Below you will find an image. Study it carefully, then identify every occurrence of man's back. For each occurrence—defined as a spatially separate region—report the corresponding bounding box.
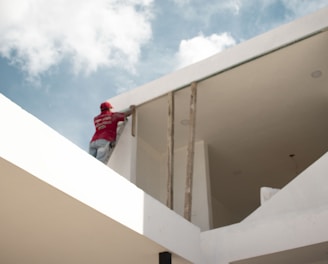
[91,111,125,142]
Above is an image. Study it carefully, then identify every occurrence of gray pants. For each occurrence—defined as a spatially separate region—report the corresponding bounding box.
[89,139,115,164]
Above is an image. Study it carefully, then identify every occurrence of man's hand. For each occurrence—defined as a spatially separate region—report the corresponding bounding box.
[125,105,136,117]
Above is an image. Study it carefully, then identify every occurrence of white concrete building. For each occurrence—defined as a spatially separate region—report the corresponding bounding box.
[1,6,328,264]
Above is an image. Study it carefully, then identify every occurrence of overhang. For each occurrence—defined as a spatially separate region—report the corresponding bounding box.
[109,7,328,226]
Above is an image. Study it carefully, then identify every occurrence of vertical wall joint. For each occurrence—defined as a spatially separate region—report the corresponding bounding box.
[184,82,197,221]
[167,92,175,209]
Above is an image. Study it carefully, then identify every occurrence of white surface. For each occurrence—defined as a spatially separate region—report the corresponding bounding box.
[201,206,328,264]
[0,93,201,263]
[108,119,137,183]
[260,187,280,205]
[245,151,328,222]
[201,151,328,263]
[136,138,212,231]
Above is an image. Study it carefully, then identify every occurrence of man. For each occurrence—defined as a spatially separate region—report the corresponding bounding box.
[89,101,135,163]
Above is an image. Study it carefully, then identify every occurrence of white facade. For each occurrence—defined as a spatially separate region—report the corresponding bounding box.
[1,7,328,264]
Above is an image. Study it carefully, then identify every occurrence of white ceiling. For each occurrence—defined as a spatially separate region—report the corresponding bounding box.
[137,29,328,226]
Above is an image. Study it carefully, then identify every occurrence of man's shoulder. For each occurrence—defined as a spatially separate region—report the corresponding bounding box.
[112,112,125,120]
[94,112,109,120]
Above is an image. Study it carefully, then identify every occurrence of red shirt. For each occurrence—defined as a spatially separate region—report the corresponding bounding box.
[90,110,125,142]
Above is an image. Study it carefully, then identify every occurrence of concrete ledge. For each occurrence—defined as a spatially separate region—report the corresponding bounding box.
[201,205,328,264]
[244,151,328,222]
[108,7,328,111]
[0,93,200,263]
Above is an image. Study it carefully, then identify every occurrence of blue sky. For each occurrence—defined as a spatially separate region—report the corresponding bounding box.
[1,0,328,151]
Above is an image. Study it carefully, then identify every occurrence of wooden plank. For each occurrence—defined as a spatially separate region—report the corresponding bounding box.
[184,82,197,221]
[131,106,136,137]
[166,92,174,209]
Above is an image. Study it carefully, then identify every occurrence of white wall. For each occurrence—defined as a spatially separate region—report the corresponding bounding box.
[136,138,212,231]
[201,151,328,264]
[244,151,328,222]
[172,141,212,231]
[108,119,137,183]
[136,137,165,200]
[201,205,328,264]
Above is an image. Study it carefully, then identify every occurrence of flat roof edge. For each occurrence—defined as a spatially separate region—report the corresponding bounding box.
[0,93,201,263]
[108,6,328,110]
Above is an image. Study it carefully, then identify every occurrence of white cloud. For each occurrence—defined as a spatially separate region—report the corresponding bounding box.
[0,0,153,78]
[229,0,242,15]
[175,32,236,69]
[281,0,328,18]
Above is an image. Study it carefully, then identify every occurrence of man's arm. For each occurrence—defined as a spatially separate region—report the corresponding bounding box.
[124,105,136,117]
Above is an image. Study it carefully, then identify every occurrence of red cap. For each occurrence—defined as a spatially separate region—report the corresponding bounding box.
[100,102,112,111]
